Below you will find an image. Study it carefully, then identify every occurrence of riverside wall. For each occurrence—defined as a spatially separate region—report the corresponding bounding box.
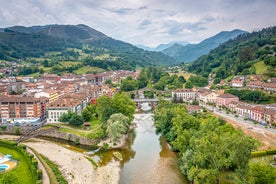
[0,126,98,146]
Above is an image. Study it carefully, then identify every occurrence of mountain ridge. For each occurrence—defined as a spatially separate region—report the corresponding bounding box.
[162,29,248,63]
[0,24,176,70]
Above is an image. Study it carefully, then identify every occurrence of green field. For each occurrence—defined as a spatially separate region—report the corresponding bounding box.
[0,141,37,184]
[253,61,269,75]
[74,66,105,74]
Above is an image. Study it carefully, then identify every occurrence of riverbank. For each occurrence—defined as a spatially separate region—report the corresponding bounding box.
[0,135,121,184]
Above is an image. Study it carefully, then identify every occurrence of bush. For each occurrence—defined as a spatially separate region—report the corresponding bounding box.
[19,144,27,150]
[37,169,43,180]
[14,127,20,135]
[74,137,80,145]
[0,126,7,131]
[32,159,38,169]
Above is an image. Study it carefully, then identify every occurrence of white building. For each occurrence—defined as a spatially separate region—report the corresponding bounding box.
[172,89,196,102]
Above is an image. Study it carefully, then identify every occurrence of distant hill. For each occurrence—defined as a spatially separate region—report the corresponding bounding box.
[0,24,176,71]
[137,41,189,52]
[162,29,247,63]
[188,26,276,79]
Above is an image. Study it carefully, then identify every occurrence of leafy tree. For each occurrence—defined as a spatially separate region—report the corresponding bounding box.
[59,111,74,122]
[249,164,276,184]
[105,79,112,85]
[213,78,221,84]
[106,113,130,144]
[120,77,138,91]
[185,81,194,89]
[82,105,96,122]
[96,92,135,128]
[96,95,113,124]
[69,113,84,126]
[179,76,186,83]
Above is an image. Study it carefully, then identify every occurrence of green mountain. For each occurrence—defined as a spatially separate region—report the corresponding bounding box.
[162,29,247,63]
[0,24,175,71]
[187,26,276,79]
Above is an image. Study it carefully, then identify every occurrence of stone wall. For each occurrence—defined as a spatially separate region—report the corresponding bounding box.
[0,126,98,146]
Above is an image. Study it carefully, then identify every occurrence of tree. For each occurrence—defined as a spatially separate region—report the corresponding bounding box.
[185,81,193,89]
[96,92,135,128]
[106,113,130,144]
[82,105,96,122]
[59,111,74,122]
[179,76,186,83]
[96,95,114,124]
[69,113,84,126]
[105,79,112,85]
[249,164,276,184]
[213,78,220,84]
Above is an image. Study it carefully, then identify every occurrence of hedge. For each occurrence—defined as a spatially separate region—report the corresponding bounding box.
[251,151,267,157]
[251,149,276,157]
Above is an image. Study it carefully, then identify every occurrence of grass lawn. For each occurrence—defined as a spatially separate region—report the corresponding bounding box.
[46,118,104,140]
[253,61,268,75]
[0,141,37,184]
[74,66,105,74]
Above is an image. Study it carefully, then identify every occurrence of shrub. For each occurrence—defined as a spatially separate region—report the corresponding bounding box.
[14,127,20,135]
[74,137,80,145]
[0,126,7,131]
[32,159,38,169]
[37,169,43,180]
[19,144,27,150]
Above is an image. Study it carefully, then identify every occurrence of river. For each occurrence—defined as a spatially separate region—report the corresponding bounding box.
[119,112,187,184]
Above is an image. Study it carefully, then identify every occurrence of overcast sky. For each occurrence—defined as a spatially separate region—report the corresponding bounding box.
[0,0,275,47]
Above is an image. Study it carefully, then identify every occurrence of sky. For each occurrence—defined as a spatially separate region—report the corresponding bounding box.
[0,0,275,47]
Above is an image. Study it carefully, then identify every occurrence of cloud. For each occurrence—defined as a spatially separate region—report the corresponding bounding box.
[0,0,275,47]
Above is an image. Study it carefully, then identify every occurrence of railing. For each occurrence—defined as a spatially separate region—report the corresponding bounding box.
[17,119,52,143]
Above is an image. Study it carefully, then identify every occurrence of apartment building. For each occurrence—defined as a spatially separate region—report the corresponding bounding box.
[0,96,48,124]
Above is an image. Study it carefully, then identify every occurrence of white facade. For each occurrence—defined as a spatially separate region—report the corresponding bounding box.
[172,89,196,102]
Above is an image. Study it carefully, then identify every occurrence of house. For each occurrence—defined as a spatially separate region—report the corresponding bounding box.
[230,76,244,88]
[246,81,276,93]
[197,91,218,104]
[186,105,202,113]
[216,94,239,108]
[172,89,196,102]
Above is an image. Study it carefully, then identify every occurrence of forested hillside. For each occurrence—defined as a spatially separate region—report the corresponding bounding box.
[163,29,246,63]
[188,26,276,79]
[0,24,175,72]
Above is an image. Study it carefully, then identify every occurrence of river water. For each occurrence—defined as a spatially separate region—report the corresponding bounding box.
[119,112,187,184]
[117,102,187,184]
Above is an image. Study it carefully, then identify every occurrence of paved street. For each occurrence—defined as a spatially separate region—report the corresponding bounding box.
[201,103,276,135]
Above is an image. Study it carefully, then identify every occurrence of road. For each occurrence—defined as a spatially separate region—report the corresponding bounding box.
[200,103,276,135]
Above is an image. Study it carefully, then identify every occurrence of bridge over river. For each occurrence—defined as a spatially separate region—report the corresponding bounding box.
[132,98,171,108]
